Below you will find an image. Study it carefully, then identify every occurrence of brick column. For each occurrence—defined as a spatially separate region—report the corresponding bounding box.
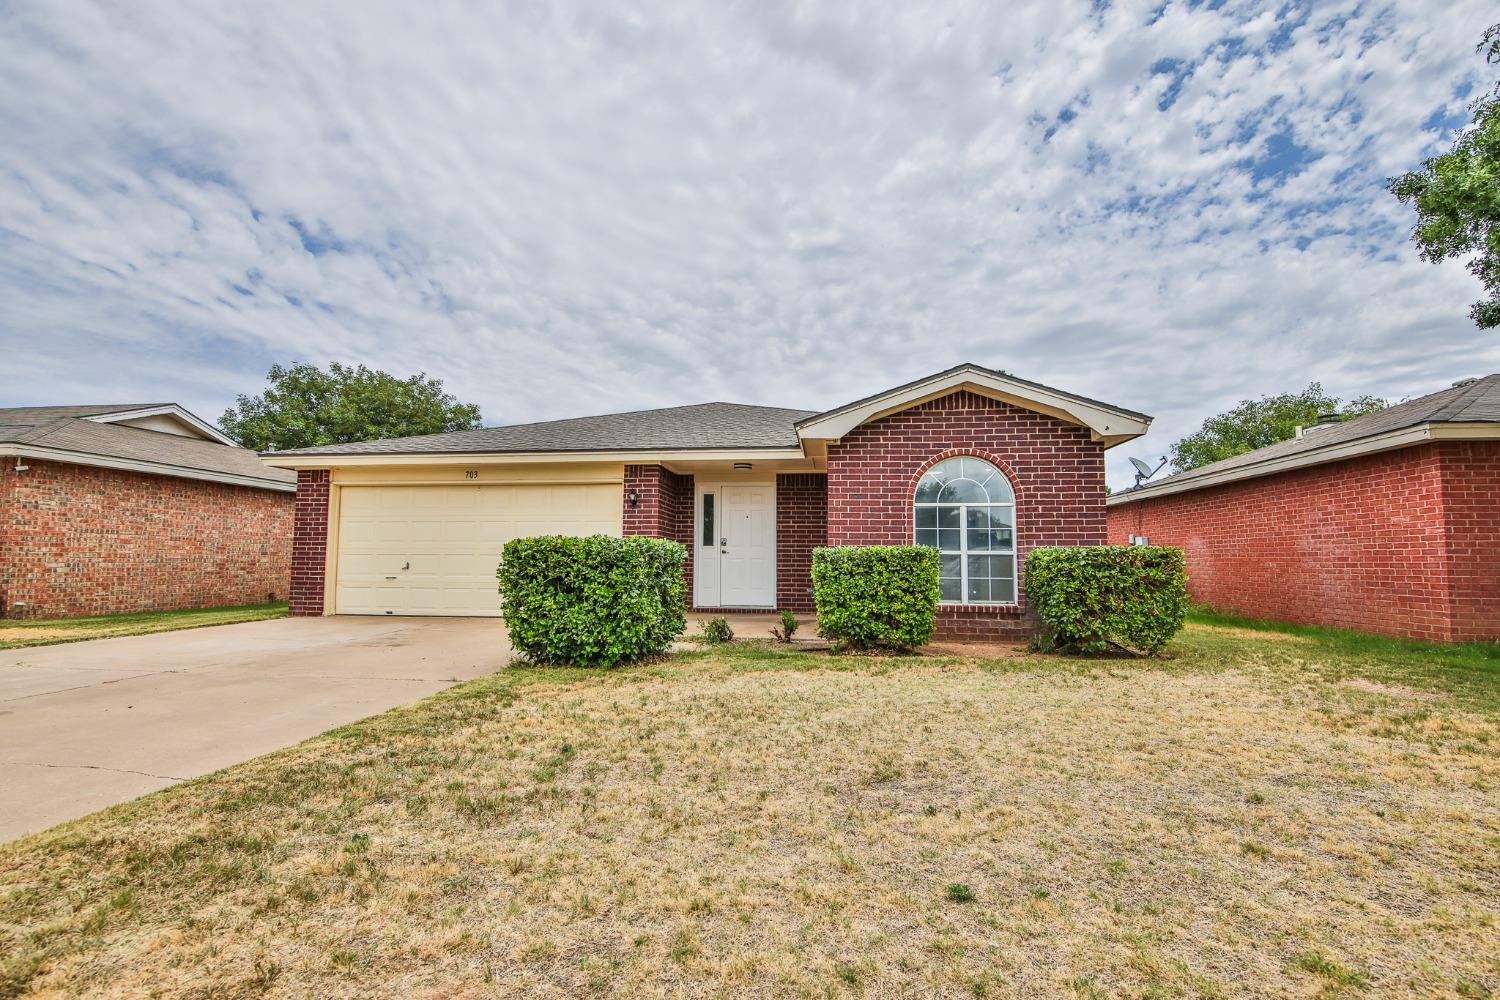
[623,464,694,604]
[776,473,827,612]
[290,469,331,616]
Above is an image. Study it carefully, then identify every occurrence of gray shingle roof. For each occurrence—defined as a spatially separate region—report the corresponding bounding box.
[0,403,175,422]
[1114,374,1500,500]
[271,402,820,457]
[0,405,295,490]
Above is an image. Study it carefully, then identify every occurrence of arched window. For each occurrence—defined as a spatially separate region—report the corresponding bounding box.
[914,456,1016,604]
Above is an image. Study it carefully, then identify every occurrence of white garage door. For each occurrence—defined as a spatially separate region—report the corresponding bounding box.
[335,483,621,616]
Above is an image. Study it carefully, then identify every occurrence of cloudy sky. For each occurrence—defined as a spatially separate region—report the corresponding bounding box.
[1,0,1494,486]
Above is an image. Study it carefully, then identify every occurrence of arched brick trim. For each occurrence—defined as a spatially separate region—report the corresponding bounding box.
[907,448,1024,607]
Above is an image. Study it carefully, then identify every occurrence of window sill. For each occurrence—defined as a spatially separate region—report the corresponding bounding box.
[938,602,1023,615]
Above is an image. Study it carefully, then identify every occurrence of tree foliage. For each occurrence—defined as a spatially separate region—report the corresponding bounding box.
[1169,383,1386,473]
[220,362,482,451]
[1389,24,1500,328]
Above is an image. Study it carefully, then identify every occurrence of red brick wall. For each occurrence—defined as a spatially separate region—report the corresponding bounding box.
[1439,441,1500,642]
[289,469,330,616]
[776,473,827,613]
[1104,442,1500,642]
[826,390,1107,639]
[0,458,291,619]
[623,464,695,603]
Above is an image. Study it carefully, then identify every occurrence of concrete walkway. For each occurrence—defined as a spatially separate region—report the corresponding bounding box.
[0,616,511,843]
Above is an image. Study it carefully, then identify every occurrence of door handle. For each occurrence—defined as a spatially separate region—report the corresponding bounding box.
[402,561,410,571]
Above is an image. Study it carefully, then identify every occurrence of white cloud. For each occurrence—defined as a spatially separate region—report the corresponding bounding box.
[0,0,1495,485]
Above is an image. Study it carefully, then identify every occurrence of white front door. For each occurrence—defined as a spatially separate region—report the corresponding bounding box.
[696,482,776,607]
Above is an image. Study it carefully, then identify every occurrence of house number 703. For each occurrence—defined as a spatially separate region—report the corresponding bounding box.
[464,470,479,479]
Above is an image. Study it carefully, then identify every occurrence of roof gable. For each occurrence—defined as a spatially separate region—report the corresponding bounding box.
[0,405,292,491]
[795,363,1151,447]
[82,404,238,445]
[0,403,235,445]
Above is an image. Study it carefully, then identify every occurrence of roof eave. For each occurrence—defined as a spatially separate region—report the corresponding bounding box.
[0,443,296,492]
[1106,421,1500,505]
[260,445,808,469]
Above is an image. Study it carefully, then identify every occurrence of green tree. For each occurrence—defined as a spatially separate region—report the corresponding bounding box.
[1169,383,1386,473]
[1389,24,1500,328]
[221,362,482,452]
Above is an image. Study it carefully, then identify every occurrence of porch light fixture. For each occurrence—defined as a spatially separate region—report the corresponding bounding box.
[732,462,753,471]
[626,489,640,507]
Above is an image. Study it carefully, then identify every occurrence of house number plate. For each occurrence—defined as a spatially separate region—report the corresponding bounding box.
[464,470,479,479]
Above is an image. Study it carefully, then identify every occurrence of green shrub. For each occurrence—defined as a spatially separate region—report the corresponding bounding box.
[498,535,686,667]
[811,545,941,651]
[697,617,734,644]
[770,609,799,643]
[1022,545,1187,655]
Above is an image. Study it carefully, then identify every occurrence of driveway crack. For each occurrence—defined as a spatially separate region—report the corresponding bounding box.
[0,761,189,782]
[1,669,185,704]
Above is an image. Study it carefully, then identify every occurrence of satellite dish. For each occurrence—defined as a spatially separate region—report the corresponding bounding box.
[1129,455,1169,487]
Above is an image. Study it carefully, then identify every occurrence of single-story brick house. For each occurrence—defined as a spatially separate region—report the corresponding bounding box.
[0,403,295,618]
[262,364,1150,639]
[1107,375,1500,643]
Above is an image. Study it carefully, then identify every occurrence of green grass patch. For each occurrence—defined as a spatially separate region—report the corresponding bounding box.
[0,601,289,650]
[1185,606,1500,715]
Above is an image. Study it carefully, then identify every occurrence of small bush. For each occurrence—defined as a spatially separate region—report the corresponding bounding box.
[812,546,940,651]
[1023,545,1187,656]
[769,609,799,643]
[697,617,734,644]
[498,535,686,667]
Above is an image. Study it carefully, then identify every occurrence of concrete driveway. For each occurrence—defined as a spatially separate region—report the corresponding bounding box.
[0,616,511,843]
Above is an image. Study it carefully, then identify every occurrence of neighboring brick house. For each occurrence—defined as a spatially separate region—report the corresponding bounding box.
[264,364,1150,639]
[0,404,295,618]
[1107,375,1500,643]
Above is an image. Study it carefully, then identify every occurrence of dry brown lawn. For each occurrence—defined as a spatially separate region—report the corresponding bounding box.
[1,624,1498,998]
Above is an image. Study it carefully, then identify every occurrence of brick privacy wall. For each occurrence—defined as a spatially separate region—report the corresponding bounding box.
[0,458,291,619]
[826,390,1107,640]
[1103,443,1493,642]
[289,469,331,616]
[776,473,827,613]
[623,464,695,604]
[1439,441,1500,641]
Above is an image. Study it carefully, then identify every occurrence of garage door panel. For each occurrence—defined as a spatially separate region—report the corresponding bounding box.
[335,483,621,616]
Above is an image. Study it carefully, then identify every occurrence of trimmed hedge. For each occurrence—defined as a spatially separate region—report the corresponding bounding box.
[498,535,686,667]
[1023,545,1187,655]
[812,545,941,651]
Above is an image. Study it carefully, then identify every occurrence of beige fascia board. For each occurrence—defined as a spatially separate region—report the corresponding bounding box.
[261,447,806,470]
[796,369,1151,444]
[1106,422,1500,506]
[0,444,296,493]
